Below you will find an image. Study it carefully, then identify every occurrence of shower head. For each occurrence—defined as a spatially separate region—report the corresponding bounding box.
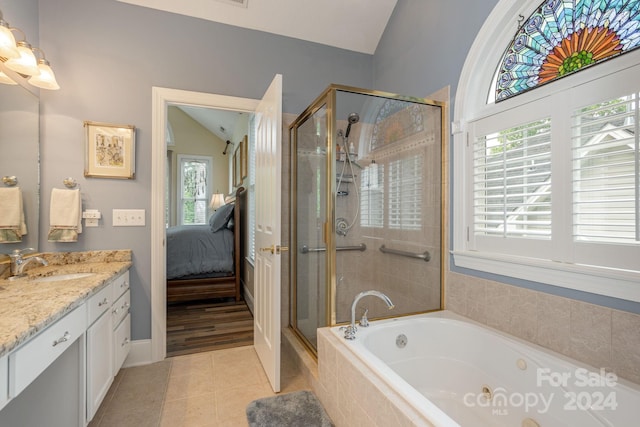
[344,112,360,138]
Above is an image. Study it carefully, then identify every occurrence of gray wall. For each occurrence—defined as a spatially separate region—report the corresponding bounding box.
[34,0,373,340]
[373,0,499,99]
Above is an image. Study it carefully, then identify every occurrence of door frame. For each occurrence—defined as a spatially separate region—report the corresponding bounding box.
[150,87,259,362]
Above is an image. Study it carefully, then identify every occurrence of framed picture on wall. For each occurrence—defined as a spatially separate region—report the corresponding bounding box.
[233,143,241,187]
[240,134,248,180]
[84,121,136,179]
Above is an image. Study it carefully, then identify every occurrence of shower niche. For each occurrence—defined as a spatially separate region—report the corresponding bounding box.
[289,85,445,354]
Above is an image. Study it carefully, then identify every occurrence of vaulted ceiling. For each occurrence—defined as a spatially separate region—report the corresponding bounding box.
[117,0,398,55]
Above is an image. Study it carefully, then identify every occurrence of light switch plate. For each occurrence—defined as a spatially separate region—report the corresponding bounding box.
[112,209,145,226]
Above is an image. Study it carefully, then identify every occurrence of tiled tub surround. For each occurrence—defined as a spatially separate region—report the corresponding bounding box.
[0,250,132,357]
[446,272,640,386]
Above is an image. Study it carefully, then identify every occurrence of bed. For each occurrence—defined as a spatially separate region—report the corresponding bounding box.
[166,187,245,303]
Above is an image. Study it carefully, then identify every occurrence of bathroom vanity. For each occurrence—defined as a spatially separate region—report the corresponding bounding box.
[0,250,132,426]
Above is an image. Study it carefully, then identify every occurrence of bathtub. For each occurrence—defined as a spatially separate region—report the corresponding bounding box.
[328,311,640,427]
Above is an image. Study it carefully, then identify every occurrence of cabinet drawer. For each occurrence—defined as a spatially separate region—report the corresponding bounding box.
[113,314,130,373]
[9,304,86,398]
[111,290,130,329]
[87,284,112,326]
[111,270,130,302]
[0,354,7,411]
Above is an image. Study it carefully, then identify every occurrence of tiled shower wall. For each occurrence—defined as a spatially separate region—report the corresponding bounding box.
[446,271,640,385]
[334,105,443,323]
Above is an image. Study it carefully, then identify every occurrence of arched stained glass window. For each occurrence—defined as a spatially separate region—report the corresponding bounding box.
[496,0,640,102]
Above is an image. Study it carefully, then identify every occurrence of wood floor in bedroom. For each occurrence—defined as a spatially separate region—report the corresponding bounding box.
[166,298,254,357]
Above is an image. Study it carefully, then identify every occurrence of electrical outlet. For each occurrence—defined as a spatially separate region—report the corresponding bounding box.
[112,209,145,226]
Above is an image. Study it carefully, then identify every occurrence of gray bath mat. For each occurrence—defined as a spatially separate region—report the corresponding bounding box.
[246,390,333,427]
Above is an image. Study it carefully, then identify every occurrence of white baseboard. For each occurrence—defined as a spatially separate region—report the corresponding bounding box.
[122,339,153,368]
[244,284,254,315]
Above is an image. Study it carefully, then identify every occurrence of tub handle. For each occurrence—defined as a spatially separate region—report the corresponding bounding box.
[359,309,369,327]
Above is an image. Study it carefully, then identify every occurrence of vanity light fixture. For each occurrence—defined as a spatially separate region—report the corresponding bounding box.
[0,10,19,59]
[28,48,59,90]
[0,9,60,89]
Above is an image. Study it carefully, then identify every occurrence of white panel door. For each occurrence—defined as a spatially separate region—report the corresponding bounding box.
[253,74,283,393]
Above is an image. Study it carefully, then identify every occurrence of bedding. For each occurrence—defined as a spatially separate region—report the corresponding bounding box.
[166,224,234,280]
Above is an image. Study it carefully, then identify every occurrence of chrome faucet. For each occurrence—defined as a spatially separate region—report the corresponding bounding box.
[9,248,48,277]
[342,290,394,340]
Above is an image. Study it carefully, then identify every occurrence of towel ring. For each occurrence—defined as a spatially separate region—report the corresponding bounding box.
[2,176,18,187]
[63,177,78,188]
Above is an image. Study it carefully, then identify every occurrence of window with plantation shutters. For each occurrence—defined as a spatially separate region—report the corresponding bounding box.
[389,155,422,230]
[474,119,552,239]
[360,162,384,228]
[572,94,639,245]
[453,0,640,302]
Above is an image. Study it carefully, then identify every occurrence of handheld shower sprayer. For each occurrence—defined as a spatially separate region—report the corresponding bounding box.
[344,112,360,138]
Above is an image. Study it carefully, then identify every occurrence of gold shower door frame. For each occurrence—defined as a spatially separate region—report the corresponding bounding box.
[289,84,448,357]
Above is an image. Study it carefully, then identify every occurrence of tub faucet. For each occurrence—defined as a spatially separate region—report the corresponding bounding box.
[343,290,394,340]
[9,248,48,277]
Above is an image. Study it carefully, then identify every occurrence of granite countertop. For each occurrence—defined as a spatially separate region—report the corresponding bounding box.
[0,250,132,358]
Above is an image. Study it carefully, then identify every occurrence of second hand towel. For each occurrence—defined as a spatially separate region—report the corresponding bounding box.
[48,188,82,242]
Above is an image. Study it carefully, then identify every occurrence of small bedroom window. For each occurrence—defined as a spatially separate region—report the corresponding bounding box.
[177,154,213,226]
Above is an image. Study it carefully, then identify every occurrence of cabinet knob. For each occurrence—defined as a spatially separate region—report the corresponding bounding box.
[98,297,109,307]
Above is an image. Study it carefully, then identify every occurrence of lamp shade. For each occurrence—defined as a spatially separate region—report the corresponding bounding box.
[0,22,19,59]
[209,193,226,211]
[28,59,60,90]
[4,40,38,75]
[0,70,16,85]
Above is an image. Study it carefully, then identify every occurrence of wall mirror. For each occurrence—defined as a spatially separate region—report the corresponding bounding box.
[0,81,40,254]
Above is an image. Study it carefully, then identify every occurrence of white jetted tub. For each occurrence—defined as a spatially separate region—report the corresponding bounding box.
[329,311,640,426]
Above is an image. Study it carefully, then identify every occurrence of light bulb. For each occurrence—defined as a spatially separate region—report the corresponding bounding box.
[5,40,39,75]
[0,22,19,59]
[28,59,60,90]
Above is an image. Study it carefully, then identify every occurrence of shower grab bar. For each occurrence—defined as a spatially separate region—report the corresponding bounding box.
[301,243,366,253]
[379,245,430,262]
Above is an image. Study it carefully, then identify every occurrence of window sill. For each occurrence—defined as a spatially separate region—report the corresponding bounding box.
[245,256,255,268]
[451,250,640,303]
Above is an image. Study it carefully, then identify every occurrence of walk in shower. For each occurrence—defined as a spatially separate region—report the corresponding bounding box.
[289,85,446,354]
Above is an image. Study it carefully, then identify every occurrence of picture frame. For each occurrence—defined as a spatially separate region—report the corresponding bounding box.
[240,134,248,180]
[84,121,136,179]
[233,143,241,187]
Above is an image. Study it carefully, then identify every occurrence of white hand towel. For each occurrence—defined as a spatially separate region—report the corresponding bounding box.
[48,188,82,242]
[0,187,27,242]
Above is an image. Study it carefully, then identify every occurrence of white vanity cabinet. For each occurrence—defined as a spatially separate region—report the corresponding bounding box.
[86,270,130,422]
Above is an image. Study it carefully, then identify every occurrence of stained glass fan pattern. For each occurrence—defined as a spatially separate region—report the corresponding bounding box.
[496,0,640,102]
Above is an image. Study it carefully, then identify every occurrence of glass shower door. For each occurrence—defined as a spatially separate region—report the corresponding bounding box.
[291,104,329,351]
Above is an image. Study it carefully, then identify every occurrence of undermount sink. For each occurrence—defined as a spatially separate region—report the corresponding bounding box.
[32,272,97,283]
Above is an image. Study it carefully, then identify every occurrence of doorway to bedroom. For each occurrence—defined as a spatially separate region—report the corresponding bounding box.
[165,103,255,357]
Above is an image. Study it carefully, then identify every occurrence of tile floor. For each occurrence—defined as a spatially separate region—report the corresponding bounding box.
[89,345,310,427]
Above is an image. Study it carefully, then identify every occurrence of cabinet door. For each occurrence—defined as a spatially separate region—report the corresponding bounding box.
[113,314,131,373]
[86,311,113,422]
[0,355,7,411]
